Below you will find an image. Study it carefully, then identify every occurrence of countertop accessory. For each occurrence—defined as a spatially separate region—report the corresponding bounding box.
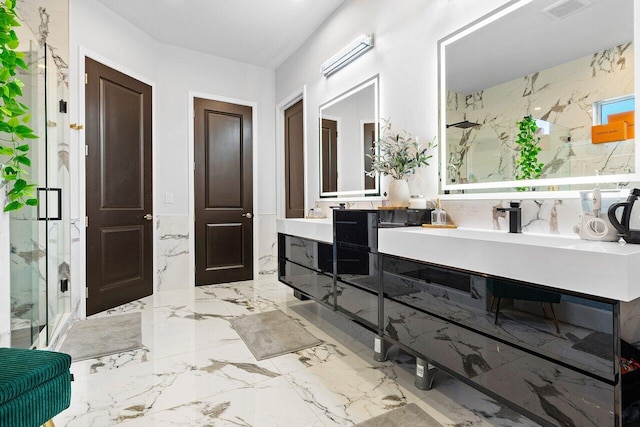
[573,178,619,241]
[609,188,640,244]
[497,201,522,233]
[422,223,458,229]
[431,198,447,225]
[409,195,427,209]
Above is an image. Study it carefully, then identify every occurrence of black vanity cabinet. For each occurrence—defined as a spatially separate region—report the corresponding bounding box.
[382,254,619,427]
[333,210,380,332]
[278,234,335,308]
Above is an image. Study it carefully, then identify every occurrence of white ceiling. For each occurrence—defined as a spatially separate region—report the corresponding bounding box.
[94,0,345,69]
[446,0,634,95]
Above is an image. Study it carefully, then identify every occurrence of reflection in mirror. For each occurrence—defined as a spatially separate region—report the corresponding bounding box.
[440,0,637,193]
[319,75,379,197]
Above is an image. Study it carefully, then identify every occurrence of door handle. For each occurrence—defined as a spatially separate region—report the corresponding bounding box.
[144,214,153,221]
[242,212,253,219]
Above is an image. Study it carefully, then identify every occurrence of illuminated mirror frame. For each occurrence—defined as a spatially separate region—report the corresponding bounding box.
[437,0,640,197]
[319,75,380,198]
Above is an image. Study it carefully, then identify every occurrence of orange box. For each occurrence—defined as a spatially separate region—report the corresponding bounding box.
[592,121,628,144]
[608,111,635,139]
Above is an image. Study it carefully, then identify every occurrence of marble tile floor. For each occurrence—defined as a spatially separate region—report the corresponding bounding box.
[53,278,538,426]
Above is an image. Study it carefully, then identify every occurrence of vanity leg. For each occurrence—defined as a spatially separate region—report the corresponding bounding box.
[373,336,389,362]
[549,303,561,334]
[494,297,502,325]
[293,290,309,301]
[415,358,437,390]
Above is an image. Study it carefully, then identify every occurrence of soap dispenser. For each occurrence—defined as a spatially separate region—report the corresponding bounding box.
[431,199,447,225]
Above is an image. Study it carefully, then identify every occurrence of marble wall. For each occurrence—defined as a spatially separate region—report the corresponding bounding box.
[258,214,277,277]
[156,215,190,291]
[154,213,278,292]
[315,197,585,237]
[447,43,635,185]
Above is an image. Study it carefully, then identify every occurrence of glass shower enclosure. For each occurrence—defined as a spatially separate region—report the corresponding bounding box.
[9,35,70,348]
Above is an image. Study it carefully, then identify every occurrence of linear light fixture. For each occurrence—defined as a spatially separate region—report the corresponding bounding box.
[321,34,374,77]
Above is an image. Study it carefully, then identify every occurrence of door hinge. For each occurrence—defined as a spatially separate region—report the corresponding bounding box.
[193,162,196,171]
[85,145,88,156]
[86,287,89,298]
[85,73,88,85]
[85,216,89,227]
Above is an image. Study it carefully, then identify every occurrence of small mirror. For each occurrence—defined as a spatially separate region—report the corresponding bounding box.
[440,0,637,193]
[319,76,379,197]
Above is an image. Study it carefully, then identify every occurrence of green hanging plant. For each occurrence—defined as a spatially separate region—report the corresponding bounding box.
[0,0,38,212]
[514,115,543,192]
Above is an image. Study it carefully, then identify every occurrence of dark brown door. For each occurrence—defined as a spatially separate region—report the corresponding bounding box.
[194,98,253,286]
[363,122,376,190]
[85,58,153,315]
[321,118,337,193]
[285,100,304,218]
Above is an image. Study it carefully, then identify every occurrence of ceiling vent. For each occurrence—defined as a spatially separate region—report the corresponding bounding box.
[542,0,591,20]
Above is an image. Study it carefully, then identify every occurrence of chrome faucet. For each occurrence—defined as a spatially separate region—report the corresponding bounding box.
[497,202,522,233]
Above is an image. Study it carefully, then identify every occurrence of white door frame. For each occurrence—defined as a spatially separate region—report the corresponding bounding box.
[275,86,307,218]
[187,91,260,286]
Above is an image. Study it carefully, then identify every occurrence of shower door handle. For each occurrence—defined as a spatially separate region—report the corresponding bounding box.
[36,187,62,221]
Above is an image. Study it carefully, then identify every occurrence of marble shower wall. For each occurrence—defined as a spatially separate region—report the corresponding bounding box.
[155,213,277,290]
[447,43,635,185]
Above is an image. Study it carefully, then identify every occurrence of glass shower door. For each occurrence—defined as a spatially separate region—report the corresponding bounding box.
[9,40,46,348]
[45,42,70,342]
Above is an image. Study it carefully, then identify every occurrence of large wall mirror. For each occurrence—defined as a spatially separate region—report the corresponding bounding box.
[319,75,379,197]
[439,0,638,194]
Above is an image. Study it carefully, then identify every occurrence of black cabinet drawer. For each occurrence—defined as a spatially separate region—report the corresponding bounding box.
[336,244,378,291]
[383,299,615,427]
[279,259,334,308]
[336,280,378,332]
[278,234,332,274]
[382,255,617,381]
[334,210,378,249]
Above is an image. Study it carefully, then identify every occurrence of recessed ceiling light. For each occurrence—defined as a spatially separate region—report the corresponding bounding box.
[534,107,542,111]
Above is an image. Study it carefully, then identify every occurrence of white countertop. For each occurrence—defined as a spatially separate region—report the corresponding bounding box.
[277,218,333,244]
[379,227,640,302]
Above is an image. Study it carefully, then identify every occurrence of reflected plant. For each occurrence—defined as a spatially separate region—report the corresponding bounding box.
[514,115,543,191]
[366,118,436,180]
[0,0,38,212]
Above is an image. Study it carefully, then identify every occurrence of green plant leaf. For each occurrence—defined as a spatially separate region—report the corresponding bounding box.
[15,143,28,151]
[3,200,23,212]
[13,178,26,191]
[15,155,30,166]
[25,198,38,206]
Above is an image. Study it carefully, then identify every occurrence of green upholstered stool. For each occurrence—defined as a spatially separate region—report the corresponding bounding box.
[0,348,72,427]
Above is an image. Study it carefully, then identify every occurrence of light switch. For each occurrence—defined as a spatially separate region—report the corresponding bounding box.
[165,193,174,204]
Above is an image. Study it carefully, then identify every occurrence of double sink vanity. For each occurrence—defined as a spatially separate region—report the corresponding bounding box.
[277,211,640,427]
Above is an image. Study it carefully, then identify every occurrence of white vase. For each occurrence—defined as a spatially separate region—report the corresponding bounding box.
[388,179,410,207]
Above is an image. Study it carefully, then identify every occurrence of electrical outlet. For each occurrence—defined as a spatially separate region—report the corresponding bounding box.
[165,193,174,204]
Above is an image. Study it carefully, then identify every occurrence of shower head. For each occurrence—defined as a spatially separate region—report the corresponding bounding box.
[446,120,481,129]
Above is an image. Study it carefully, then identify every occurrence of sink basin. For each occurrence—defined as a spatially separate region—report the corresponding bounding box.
[378,225,640,301]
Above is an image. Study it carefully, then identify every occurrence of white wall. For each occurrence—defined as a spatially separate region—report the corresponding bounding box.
[276,0,511,206]
[157,44,276,215]
[69,0,276,316]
